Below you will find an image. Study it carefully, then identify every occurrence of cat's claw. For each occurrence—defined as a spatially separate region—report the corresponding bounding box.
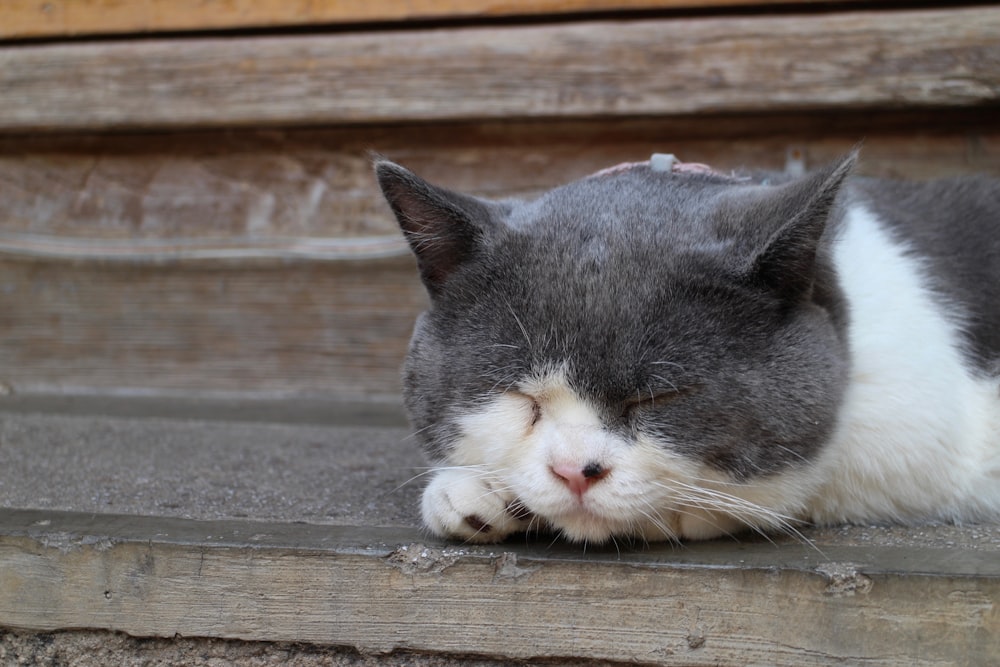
[421,468,532,543]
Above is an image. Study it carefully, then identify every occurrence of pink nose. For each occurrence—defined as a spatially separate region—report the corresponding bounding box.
[550,462,609,497]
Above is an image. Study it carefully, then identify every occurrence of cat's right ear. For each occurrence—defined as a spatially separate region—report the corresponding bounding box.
[375,160,496,296]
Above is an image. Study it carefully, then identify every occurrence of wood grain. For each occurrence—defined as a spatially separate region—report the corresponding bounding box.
[1,117,998,398]
[1,0,867,40]
[3,113,998,244]
[1,7,998,131]
[0,259,424,399]
[1,509,998,665]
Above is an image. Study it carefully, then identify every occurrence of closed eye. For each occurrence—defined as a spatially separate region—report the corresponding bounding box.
[622,388,689,417]
[509,390,542,426]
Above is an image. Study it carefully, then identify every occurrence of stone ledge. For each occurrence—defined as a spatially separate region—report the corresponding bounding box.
[2,507,998,666]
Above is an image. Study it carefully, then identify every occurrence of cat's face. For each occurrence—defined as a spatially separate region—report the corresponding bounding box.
[377,155,854,543]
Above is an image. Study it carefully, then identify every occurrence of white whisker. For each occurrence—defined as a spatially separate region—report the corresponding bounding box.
[653,478,822,553]
[504,298,533,350]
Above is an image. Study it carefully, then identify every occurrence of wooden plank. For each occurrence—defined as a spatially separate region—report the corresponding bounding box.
[1,0,869,40]
[1,7,998,131]
[3,113,998,244]
[0,259,424,399]
[1,115,998,398]
[1,508,998,665]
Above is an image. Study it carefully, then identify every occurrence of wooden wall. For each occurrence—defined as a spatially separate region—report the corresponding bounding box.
[1,2,998,401]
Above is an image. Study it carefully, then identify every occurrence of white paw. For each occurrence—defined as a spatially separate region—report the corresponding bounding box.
[421,467,534,543]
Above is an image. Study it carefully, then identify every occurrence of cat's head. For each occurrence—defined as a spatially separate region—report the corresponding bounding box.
[376,154,855,542]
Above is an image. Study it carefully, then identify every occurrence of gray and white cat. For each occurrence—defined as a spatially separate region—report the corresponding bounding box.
[375,151,1000,544]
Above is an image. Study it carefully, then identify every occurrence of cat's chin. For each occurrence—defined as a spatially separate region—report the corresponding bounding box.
[546,507,677,544]
[545,499,759,543]
[551,514,749,544]
[548,516,620,544]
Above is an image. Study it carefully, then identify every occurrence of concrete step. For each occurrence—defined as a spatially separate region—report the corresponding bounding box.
[2,395,999,666]
[0,393,417,527]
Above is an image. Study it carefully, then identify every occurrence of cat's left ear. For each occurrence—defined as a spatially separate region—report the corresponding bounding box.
[375,160,502,296]
[743,150,857,301]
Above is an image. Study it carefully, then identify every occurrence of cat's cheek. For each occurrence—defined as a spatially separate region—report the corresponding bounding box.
[450,395,536,468]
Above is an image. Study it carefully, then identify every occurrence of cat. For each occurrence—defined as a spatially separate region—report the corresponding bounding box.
[375,150,1000,544]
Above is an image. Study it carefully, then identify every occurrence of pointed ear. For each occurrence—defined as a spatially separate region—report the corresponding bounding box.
[745,151,857,301]
[375,160,497,296]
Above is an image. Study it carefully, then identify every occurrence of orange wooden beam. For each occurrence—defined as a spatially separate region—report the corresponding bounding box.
[3,0,865,40]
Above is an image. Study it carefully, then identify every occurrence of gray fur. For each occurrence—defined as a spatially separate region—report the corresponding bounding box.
[375,155,1000,481]
[852,176,1000,371]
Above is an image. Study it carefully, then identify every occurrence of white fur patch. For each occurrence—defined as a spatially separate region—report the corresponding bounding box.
[806,203,1000,524]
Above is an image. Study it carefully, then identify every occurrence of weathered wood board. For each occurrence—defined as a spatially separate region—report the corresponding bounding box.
[1,116,998,398]
[1,508,998,666]
[0,258,424,398]
[3,113,999,244]
[1,7,998,131]
[0,0,877,40]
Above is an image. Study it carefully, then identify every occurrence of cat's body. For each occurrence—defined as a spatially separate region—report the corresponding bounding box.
[376,153,1000,544]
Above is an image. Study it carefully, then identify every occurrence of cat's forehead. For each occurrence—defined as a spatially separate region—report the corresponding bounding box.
[495,173,755,282]
[455,171,773,368]
[510,167,742,238]
[546,166,722,208]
